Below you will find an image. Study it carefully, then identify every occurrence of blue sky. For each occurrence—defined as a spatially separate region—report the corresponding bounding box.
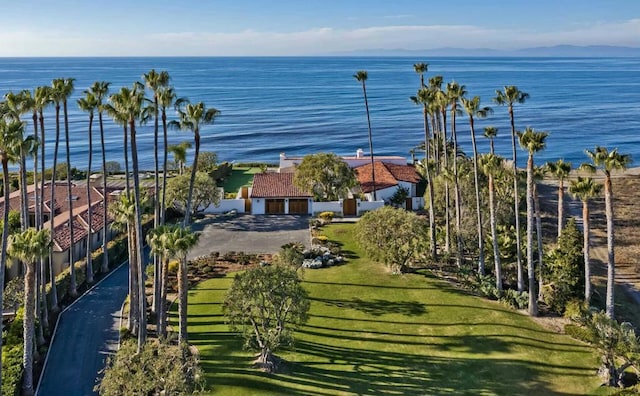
[1,0,639,56]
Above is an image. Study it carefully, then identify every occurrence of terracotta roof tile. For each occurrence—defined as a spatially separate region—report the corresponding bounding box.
[250,173,312,198]
[355,162,421,193]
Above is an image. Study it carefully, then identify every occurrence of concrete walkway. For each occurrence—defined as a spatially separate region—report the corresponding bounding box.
[36,263,128,396]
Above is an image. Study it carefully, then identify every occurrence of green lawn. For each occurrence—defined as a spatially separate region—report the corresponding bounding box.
[220,167,262,195]
[181,223,602,395]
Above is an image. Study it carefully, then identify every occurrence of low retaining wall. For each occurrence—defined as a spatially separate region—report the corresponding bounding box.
[203,199,246,214]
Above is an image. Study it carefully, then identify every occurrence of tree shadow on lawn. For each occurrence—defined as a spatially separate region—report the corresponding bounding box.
[311,297,427,316]
[193,332,594,395]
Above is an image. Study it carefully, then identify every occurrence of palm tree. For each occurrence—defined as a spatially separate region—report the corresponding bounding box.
[147,224,179,338]
[461,95,492,275]
[518,127,548,316]
[0,118,23,388]
[157,86,178,225]
[446,82,466,266]
[545,159,572,239]
[494,85,529,292]
[122,83,148,350]
[583,147,631,319]
[144,70,170,318]
[53,78,78,296]
[484,126,498,155]
[410,87,436,260]
[569,177,602,305]
[78,92,99,284]
[168,141,191,175]
[9,228,51,396]
[353,70,377,201]
[88,81,111,273]
[105,88,132,196]
[170,101,220,226]
[480,153,504,292]
[172,227,199,344]
[532,165,546,301]
[109,193,140,335]
[434,89,451,253]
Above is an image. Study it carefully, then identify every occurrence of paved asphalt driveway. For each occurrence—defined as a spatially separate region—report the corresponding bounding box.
[36,263,128,396]
[188,214,310,259]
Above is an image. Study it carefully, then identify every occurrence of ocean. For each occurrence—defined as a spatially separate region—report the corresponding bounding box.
[0,57,639,169]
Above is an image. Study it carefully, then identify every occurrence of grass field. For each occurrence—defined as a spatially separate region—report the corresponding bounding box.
[220,167,262,195]
[181,223,602,395]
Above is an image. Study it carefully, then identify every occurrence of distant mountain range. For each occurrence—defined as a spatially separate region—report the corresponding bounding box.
[333,45,640,57]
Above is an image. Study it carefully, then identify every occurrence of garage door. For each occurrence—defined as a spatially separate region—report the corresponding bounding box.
[265,199,285,214]
[288,199,308,214]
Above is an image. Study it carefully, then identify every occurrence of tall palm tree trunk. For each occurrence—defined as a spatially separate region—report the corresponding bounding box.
[160,256,169,338]
[488,172,502,291]
[469,117,485,274]
[557,180,565,238]
[0,158,10,388]
[127,224,139,334]
[451,111,464,266]
[179,255,188,343]
[362,83,377,201]
[423,106,437,260]
[32,113,49,335]
[19,153,29,231]
[526,153,538,316]
[604,175,615,319]
[509,106,524,292]
[64,100,77,297]
[583,200,592,304]
[441,110,451,254]
[152,97,161,316]
[22,260,36,396]
[123,125,131,197]
[48,105,61,311]
[534,183,544,301]
[183,132,200,226]
[129,121,147,351]
[161,109,169,225]
[99,111,109,273]
[85,112,94,284]
[38,109,51,321]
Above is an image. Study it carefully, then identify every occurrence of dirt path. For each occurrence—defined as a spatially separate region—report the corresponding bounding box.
[544,167,640,308]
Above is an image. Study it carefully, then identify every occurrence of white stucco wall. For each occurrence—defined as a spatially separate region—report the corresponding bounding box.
[203,199,246,214]
[252,198,266,215]
[312,201,343,216]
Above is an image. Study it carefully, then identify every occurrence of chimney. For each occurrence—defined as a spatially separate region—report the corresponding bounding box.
[356,148,364,159]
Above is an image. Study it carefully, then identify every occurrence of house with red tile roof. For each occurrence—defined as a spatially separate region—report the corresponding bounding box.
[249,173,312,215]
[0,182,119,278]
[354,161,424,205]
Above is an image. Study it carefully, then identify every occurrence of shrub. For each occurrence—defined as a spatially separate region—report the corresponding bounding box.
[564,323,594,343]
[2,308,24,396]
[168,260,180,274]
[499,289,529,310]
[318,212,334,224]
[3,276,24,311]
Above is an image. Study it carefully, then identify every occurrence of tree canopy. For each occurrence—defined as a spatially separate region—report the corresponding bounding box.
[356,206,427,273]
[293,153,357,201]
[166,171,220,216]
[223,265,309,373]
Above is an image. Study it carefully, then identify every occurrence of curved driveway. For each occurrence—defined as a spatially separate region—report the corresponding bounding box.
[36,263,128,396]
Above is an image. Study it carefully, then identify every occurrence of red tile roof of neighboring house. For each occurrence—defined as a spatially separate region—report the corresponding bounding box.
[355,162,422,193]
[250,172,312,198]
[52,217,89,252]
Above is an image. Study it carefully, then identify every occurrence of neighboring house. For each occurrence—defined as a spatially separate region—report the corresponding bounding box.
[249,173,313,215]
[278,149,407,172]
[354,161,424,208]
[0,182,117,278]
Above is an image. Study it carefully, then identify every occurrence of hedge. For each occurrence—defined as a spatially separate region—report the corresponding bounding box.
[2,308,25,396]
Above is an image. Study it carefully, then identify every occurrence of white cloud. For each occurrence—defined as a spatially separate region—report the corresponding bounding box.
[0,19,638,56]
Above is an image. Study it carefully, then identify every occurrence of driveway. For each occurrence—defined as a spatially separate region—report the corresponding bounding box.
[36,262,128,396]
[188,214,310,259]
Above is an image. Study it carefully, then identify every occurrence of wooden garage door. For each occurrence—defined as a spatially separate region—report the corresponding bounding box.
[288,199,308,214]
[265,199,285,214]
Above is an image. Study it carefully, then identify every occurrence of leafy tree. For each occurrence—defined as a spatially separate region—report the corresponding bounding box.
[97,339,203,395]
[542,218,584,313]
[224,265,309,373]
[293,152,357,201]
[274,242,305,269]
[0,210,23,236]
[196,151,218,174]
[166,172,220,216]
[582,147,632,319]
[103,160,120,175]
[356,206,427,273]
[388,186,409,207]
[480,153,504,292]
[580,312,640,388]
